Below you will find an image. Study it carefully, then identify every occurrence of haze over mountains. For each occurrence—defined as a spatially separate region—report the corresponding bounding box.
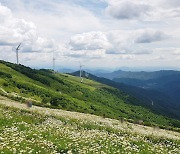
[96,70,180,80]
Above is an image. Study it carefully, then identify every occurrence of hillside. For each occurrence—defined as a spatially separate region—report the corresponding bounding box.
[0,60,180,130]
[96,70,180,110]
[72,71,180,120]
[0,96,180,153]
[114,74,180,108]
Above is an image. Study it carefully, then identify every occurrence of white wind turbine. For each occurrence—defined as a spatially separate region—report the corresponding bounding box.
[53,52,56,72]
[79,62,84,83]
[16,43,21,64]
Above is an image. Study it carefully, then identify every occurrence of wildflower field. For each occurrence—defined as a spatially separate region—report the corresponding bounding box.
[0,96,179,154]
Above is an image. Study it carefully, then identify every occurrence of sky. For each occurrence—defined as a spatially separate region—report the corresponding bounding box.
[0,0,180,71]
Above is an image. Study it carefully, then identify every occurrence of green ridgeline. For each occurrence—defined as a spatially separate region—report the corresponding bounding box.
[0,60,179,130]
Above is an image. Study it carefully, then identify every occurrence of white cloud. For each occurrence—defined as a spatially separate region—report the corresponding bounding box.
[68,30,159,56]
[119,55,135,60]
[173,48,180,55]
[0,3,58,54]
[134,29,168,43]
[0,4,37,46]
[155,0,180,8]
[1,1,180,69]
[8,0,104,41]
[106,29,166,54]
[106,44,152,55]
[106,1,150,20]
[105,0,180,21]
[65,49,106,59]
[69,31,112,50]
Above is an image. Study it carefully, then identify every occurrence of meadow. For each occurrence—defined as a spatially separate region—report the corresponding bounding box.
[0,96,180,154]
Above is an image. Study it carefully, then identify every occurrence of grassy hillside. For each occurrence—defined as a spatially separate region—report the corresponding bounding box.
[0,96,180,153]
[0,60,180,130]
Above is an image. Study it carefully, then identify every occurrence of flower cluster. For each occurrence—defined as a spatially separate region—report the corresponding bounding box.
[0,99,179,153]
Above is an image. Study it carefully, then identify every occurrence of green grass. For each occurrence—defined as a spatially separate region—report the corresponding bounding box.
[0,104,179,153]
[0,60,180,130]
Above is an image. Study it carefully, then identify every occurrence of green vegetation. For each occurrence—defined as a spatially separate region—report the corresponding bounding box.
[0,102,179,153]
[0,60,180,130]
[95,70,180,119]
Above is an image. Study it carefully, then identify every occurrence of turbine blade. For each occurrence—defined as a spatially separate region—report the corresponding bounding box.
[16,43,21,50]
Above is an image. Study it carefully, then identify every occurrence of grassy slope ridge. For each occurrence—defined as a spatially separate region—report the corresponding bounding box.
[0,60,180,129]
[0,97,179,153]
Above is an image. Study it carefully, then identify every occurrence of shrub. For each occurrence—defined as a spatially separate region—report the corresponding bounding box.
[0,71,12,78]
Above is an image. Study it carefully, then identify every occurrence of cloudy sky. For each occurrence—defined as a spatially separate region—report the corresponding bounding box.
[0,0,180,70]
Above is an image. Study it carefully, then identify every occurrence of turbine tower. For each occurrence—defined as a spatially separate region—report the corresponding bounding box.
[79,62,84,83]
[16,43,21,64]
[85,72,89,78]
[152,100,154,106]
[53,52,56,72]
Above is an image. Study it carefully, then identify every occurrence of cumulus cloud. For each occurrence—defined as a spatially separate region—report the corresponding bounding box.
[21,37,57,53]
[0,4,57,54]
[68,30,161,56]
[0,4,37,46]
[106,1,150,19]
[105,0,180,20]
[156,0,180,8]
[65,49,106,59]
[7,0,103,41]
[134,29,168,43]
[106,43,152,55]
[69,31,112,51]
[173,48,180,55]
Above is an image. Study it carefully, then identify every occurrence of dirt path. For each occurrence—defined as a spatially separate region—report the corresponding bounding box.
[0,95,180,140]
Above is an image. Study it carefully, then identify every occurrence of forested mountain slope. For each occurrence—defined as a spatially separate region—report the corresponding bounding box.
[72,71,180,121]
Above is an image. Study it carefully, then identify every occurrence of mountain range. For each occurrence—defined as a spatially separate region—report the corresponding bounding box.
[91,70,180,119]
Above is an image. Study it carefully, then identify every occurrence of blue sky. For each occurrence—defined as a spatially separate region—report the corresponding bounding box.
[0,0,180,70]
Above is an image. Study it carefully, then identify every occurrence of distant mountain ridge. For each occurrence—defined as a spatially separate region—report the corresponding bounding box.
[114,73,180,109]
[96,70,180,80]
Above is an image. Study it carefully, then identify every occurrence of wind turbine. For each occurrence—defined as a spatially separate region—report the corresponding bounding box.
[85,72,89,78]
[16,43,21,64]
[149,97,154,106]
[151,100,154,106]
[53,52,56,72]
[79,62,84,83]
